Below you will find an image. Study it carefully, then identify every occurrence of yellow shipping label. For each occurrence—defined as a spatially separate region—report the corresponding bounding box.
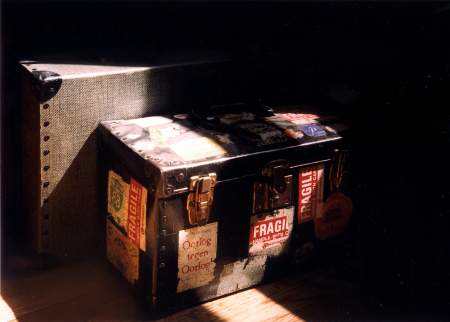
[107,170,129,230]
[177,222,218,293]
[106,220,139,284]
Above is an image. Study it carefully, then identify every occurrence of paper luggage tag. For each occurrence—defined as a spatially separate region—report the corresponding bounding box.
[315,192,352,240]
[177,222,218,293]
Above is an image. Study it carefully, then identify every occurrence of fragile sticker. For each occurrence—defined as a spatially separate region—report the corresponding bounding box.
[177,222,218,293]
[107,170,147,251]
[171,137,226,162]
[128,178,147,251]
[106,220,139,284]
[249,206,294,256]
[298,164,324,223]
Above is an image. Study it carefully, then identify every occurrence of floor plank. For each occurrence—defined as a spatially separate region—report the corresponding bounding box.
[1,258,367,322]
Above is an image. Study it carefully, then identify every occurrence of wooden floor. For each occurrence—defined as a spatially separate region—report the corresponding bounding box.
[1,257,369,322]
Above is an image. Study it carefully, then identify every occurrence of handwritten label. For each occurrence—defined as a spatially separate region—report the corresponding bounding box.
[177,222,218,293]
[249,207,294,256]
[298,164,324,223]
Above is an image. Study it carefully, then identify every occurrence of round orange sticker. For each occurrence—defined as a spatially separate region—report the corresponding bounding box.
[315,192,353,240]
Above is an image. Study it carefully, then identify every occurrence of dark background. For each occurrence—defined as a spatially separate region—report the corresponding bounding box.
[2,1,450,319]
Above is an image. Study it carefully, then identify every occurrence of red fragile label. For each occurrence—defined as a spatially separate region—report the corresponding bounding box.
[298,164,324,223]
[128,178,143,248]
[249,215,289,245]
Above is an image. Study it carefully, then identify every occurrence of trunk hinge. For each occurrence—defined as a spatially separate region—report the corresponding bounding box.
[186,173,217,225]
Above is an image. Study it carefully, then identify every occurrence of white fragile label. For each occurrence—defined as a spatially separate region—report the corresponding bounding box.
[249,207,294,256]
[177,222,218,293]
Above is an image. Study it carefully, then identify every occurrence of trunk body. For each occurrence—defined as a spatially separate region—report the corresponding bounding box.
[98,107,352,314]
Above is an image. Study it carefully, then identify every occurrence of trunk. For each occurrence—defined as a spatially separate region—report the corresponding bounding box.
[98,105,352,314]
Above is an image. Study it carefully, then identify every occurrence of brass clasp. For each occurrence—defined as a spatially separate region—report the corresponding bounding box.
[186,173,217,225]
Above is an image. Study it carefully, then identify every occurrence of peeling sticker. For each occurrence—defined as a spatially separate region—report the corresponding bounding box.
[108,170,129,230]
[298,164,324,223]
[148,123,187,146]
[270,113,320,125]
[219,112,255,125]
[216,255,267,296]
[177,222,218,293]
[249,207,294,257]
[236,122,287,146]
[171,137,226,162]
[106,220,139,284]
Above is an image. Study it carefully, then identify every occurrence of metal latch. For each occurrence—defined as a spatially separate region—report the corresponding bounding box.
[186,173,217,225]
[253,160,292,213]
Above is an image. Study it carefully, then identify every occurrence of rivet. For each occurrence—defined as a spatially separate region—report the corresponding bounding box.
[43,121,50,127]
[43,165,50,171]
[159,262,166,269]
[160,245,166,252]
[176,172,185,182]
[43,104,49,109]
[43,150,50,156]
[43,181,49,188]
[43,136,50,142]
